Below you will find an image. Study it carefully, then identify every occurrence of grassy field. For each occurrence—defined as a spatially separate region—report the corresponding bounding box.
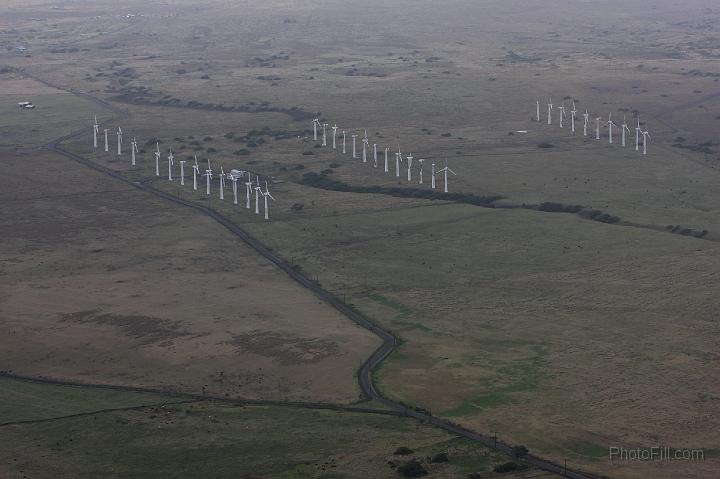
[1,1,720,478]
[0,378,553,479]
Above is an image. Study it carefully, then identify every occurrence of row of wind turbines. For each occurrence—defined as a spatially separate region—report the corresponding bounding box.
[92,116,277,219]
[310,118,457,193]
[536,99,651,155]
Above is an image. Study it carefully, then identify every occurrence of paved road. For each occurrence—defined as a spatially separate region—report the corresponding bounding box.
[28,73,600,479]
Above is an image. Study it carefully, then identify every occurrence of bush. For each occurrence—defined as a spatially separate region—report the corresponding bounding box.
[537,142,555,148]
[511,445,528,458]
[493,462,520,473]
[430,452,448,463]
[394,447,414,456]
[397,460,427,477]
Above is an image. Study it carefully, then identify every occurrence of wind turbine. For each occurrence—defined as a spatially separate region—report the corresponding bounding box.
[642,128,651,155]
[322,123,328,146]
[607,113,616,144]
[558,104,566,128]
[179,159,186,185]
[154,143,161,176]
[104,128,109,152]
[620,115,630,147]
[431,162,436,189]
[536,100,541,122]
[595,116,601,140]
[130,137,138,166]
[418,159,425,184]
[406,154,413,182]
[635,117,641,151]
[93,116,99,148]
[192,155,200,190]
[583,110,589,137]
[437,160,456,193]
[244,175,253,209]
[342,130,346,154]
[254,180,262,215]
[395,150,401,178]
[229,172,240,205]
[351,134,357,159]
[205,159,213,196]
[116,127,123,155]
[167,148,174,181]
[384,147,389,173]
[547,99,553,125]
[332,125,338,149]
[373,143,378,167]
[218,166,226,200]
[570,101,577,134]
[262,181,275,220]
[312,118,320,141]
[362,130,368,163]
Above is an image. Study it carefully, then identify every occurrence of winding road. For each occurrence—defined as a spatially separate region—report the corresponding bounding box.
[20,72,600,479]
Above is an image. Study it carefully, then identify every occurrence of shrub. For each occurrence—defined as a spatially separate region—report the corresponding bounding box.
[397,460,427,477]
[511,445,529,458]
[394,447,414,456]
[430,452,448,463]
[493,462,520,473]
[537,142,555,148]
[302,150,314,155]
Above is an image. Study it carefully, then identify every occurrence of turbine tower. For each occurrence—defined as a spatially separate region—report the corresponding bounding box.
[245,175,253,209]
[218,166,226,200]
[635,117,641,151]
[116,127,123,156]
[130,137,138,166]
[536,100,541,122]
[607,113,616,144]
[558,105,566,128]
[154,143,161,176]
[583,110,589,137]
[351,134,357,159]
[312,118,320,141]
[93,116,99,148]
[595,116,601,140]
[254,180,262,215]
[179,159,186,186]
[230,172,240,205]
[342,130,346,154]
[332,124,338,149]
[205,159,213,196]
[621,115,630,147]
[362,130,368,163]
[437,160,457,193]
[384,147,389,173]
[642,128,651,155]
[167,148,174,181]
[373,143,378,167]
[322,123,328,146]
[406,154,413,182]
[192,155,200,190]
[431,162,436,189]
[418,159,425,184]
[547,99,553,125]
[262,181,275,220]
[395,151,401,178]
[570,102,577,134]
[104,128,109,152]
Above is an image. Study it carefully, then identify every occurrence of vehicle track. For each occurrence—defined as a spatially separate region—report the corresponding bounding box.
[21,72,600,479]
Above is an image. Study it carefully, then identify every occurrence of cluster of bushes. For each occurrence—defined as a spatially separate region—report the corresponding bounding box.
[538,202,620,224]
[665,225,708,238]
[300,172,501,207]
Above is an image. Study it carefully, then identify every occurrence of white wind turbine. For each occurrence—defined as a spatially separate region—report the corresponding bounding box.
[104,128,109,152]
[418,159,425,184]
[362,130,369,163]
[351,134,357,159]
[583,110,590,137]
[154,142,161,176]
[313,118,320,141]
[179,159,186,185]
[254,180,262,215]
[342,130,346,154]
[635,117,641,151]
[93,116,99,148]
[607,114,617,144]
[245,175,253,209]
[621,115,630,147]
[547,99,553,125]
[536,100,541,122]
[558,104,566,128]
[219,166,226,200]
[395,148,401,177]
[406,154,413,182]
[205,159,213,195]
[373,143,378,167]
[116,127,123,155]
[261,181,275,220]
[192,155,200,190]
[431,162,436,189]
[642,128,651,155]
[570,101,577,134]
[384,147,389,173]
[229,171,240,205]
[332,125,338,149]
[437,160,457,193]
[322,123,328,146]
[130,137,138,166]
[167,148,174,181]
[595,115,601,140]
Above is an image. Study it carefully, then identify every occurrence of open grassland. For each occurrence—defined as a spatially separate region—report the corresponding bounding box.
[0,378,554,479]
[2,1,720,478]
